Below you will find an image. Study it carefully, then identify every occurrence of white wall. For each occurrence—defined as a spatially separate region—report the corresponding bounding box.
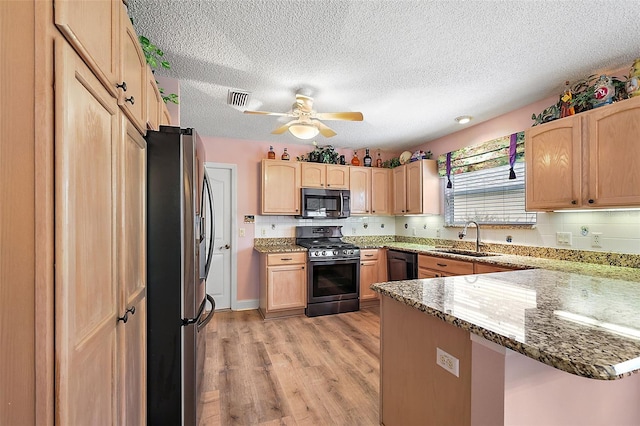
[255,215,396,238]
[395,210,640,255]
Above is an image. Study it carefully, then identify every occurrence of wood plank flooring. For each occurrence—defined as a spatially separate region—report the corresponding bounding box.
[200,306,381,426]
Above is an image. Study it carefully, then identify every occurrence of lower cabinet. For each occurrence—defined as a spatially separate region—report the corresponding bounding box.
[418,254,521,278]
[360,249,387,305]
[259,252,307,319]
[418,254,474,278]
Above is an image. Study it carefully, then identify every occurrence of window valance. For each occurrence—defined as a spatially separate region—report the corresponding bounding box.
[437,131,525,181]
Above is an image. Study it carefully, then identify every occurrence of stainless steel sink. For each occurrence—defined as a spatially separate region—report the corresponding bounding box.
[433,249,498,258]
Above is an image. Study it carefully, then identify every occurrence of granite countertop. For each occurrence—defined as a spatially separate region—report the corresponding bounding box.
[253,244,307,254]
[372,269,640,380]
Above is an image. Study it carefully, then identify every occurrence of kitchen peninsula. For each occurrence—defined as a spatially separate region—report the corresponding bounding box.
[372,269,640,425]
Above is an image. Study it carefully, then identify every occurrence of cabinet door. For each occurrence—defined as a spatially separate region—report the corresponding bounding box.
[371,168,391,215]
[145,66,161,131]
[301,163,325,188]
[418,268,445,278]
[118,119,147,425]
[262,160,300,214]
[160,102,172,126]
[587,96,640,207]
[266,264,306,311]
[392,166,407,214]
[525,116,582,210]
[360,259,379,301]
[326,165,350,189]
[350,167,371,214]
[119,4,147,135]
[55,40,119,425]
[54,0,119,97]
[474,263,517,274]
[406,161,423,214]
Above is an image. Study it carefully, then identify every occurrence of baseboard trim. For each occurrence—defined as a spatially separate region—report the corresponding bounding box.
[232,299,259,311]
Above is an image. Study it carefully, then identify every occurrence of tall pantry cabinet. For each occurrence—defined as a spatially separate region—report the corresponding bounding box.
[0,1,159,424]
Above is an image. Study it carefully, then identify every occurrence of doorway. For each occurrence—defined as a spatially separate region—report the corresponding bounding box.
[204,163,236,310]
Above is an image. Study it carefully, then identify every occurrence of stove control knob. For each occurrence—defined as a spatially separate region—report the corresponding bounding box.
[333,250,338,255]
[321,251,326,256]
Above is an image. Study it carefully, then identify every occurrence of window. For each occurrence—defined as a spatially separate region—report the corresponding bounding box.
[444,162,536,226]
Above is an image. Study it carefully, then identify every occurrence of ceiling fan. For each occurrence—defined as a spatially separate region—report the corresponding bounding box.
[244,93,363,139]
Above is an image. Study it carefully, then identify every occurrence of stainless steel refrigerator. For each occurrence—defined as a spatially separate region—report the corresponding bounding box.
[146,126,215,425]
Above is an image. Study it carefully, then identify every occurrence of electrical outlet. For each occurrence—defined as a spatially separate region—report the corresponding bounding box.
[556,232,572,246]
[412,227,416,236]
[436,348,459,377]
[591,232,602,248]
[260,228,266,236]
[436,228,441,238]
[352,227,357,234]
[239,228,246,237]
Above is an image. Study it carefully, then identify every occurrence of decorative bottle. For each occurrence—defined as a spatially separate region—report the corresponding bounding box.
[281,148,290,161]
[267,146,276,159]
[351,151,360,166]
[376,150,383,167]
[363,148,372,167]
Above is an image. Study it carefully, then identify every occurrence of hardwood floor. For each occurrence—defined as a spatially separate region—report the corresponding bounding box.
[200,306,381,426]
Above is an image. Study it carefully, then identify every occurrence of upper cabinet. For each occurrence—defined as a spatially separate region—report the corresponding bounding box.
[350,167,391,215]
[525,116,582,210]
[261,160,300,215]
[392,160,440,215]
[118,4,147,134]
[54,0,120,98]
[349,167,371,215]
[145,66,162,131]
[371,168,391,215]
[301,163,349,189]
[526,96,640,210]
[55,1,153,136]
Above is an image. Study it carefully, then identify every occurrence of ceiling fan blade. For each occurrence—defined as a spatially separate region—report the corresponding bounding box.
[244,110,291,117]
[314,111,363,121]
[312,120,337,138]
[271,121,296,135]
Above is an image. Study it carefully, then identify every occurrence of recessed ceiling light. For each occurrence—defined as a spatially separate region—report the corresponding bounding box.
[455,115,472,124]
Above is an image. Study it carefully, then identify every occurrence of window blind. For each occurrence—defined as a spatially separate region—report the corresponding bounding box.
[444,162,536,225]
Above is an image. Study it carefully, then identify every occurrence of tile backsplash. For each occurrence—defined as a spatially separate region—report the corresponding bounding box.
[255,210,640,255]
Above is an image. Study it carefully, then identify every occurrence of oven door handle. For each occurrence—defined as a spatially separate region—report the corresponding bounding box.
[340,191,344,216]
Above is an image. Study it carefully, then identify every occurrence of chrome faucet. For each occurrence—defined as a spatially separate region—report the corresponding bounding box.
[458,221,481,252]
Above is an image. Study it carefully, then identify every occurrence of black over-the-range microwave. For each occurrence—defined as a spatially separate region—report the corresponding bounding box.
[297,188,351,219]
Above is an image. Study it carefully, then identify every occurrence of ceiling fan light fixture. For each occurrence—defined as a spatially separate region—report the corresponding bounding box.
[455,115,473,124]
[288,123,319,139]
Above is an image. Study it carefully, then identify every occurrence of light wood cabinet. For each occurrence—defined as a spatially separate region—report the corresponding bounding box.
[350,167,371,214]
[259,252,307,319]
[145,66,162,130]
[118,118,147,424]
[301,163,349,188]
[55,40,120,425]
[118,3,147,134]
[526,96,640,210]
[261,159,301,215]
[371,168,391,215]
[392,160,439,215]
[418,254,474,278]
[360,249,380,303]
[474,263,518,274]
[54,0,120,98]
[525,116,582,210]
[160,102,172,126]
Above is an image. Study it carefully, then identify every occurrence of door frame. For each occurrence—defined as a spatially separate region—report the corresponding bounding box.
[204,162,238,310]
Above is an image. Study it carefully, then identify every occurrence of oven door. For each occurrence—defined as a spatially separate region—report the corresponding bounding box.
[307,258,360,303]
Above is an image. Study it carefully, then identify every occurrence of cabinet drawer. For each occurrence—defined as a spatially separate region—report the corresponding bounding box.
[474,263,519,274]
[418,254,474,275]
[266,252,307,266]
[360,249,379,261]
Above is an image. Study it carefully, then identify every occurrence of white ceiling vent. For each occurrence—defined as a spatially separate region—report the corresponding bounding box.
[227,89,251,110]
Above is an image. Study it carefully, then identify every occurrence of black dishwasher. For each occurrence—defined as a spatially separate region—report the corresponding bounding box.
[387,249,418,281]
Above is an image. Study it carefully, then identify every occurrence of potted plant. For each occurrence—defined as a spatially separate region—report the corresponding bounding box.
[137,32,179,104]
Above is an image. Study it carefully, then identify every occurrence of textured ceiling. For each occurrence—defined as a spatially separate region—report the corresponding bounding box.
[128,0,640,151]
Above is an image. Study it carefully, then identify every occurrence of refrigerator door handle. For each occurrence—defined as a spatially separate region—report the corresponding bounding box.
[196,294,215,331]
[182,294,208,326]
[202,170,215,280]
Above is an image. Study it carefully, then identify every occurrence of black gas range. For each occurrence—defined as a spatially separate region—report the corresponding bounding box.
[296,226,360,317]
